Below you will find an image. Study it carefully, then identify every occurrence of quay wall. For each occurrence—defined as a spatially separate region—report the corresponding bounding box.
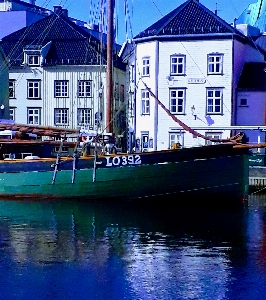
[249,166,266,193]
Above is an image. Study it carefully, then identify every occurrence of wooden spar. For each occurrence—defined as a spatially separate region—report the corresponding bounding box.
[106,0,114,133]
[0,139,77,147]
[0,121,78,137]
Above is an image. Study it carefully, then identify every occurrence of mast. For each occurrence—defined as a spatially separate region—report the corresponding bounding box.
[106,0,114,133]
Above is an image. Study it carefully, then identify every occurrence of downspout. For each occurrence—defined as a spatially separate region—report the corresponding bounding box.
[154,40,159,151]
[231,33,236,134]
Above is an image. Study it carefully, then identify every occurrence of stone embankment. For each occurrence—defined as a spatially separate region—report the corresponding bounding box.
[249,166,266,193]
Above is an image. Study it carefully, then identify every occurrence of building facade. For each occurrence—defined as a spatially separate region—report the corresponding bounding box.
[121,0,265,151]
[0,9,126,147]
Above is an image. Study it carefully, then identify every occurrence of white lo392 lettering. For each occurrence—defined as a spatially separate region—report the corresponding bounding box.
[105,155,141,167]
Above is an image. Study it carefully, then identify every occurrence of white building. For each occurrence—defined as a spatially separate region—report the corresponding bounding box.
[121,0,265,151]
[1,8,126,147]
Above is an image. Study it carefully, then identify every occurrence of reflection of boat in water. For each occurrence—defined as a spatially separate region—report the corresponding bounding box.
[0,199,248,264]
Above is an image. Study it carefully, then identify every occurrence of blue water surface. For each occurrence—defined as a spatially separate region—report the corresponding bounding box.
[0,195,265,300]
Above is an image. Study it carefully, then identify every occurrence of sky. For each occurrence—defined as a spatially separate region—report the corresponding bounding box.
[37,0,256,44]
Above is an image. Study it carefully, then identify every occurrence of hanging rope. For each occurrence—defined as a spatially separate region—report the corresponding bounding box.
[141,79,243,144]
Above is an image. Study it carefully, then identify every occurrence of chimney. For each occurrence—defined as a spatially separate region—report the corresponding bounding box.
[53,6,68,17]
[53,5,62,14]
[29,0,36,5]
[61,9,68,18]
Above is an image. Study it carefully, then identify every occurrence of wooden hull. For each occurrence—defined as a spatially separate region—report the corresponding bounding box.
[0,144,249,202]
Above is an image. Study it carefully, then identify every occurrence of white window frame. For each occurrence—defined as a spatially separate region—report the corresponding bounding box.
[78,80,92,97]
[27,80,41,99]
[169,88,185,114]
[27,108,41,125]
[77,108,92,126]
[54,108,69,125]
[206,88,223,114]
[9,107,15,120]
[207,54,223,74]
[55,80,69,97]
[169,132,184,149]
[142,57,150,77]
[205,132,222,145]
[141,90,150,115]
[9,80,15,98]
[27,54,40,66]
[170,55,185,75]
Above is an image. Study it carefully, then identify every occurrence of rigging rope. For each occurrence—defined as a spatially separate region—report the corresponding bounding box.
[141,79,243,144]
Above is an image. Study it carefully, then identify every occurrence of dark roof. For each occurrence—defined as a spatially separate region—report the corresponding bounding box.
[134,0,244,39]
[0,12,125,70]
[238,62,266,91]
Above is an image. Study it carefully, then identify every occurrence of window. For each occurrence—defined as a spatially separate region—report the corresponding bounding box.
[170,55,185,75]
[28,108,41,125]
[141,90,150,115]
[169,132,184,148]
[205,132,222,145]
[206,88,223,114]
[78,80,92,97]
[27,80,41,99]
[9,80,15,98]
[77,108,92,125]
[9,107,15,120]
[142,57,150,76]
[54,108,69,125]
[207,54,223,74]
[169,89,185,114]
[55,80,69,97]
[27,55,40,66]
[240,98,248,106]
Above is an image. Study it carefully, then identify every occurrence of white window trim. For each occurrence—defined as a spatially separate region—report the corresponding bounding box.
[169,88,186,114]
[9,80,16,98]
[78,80,92,98]
[27,80,41,99]
[142,57,150,77]
[170,55,185,75]
[141,89,150,115]
[55,80,69,98]
[27,54,40,66]
[207,53,223,75]
[54,108,69,126]
[169,132,184,149]
[27,108,41,125]
[206,88,223,114]
[77,108,92,126]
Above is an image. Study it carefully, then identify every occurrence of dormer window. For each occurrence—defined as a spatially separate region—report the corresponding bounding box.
[23,45,42,67]
[27,55,40,66]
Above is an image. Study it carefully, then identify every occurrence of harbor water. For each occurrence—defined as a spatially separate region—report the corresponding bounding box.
[0,195,266,299]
